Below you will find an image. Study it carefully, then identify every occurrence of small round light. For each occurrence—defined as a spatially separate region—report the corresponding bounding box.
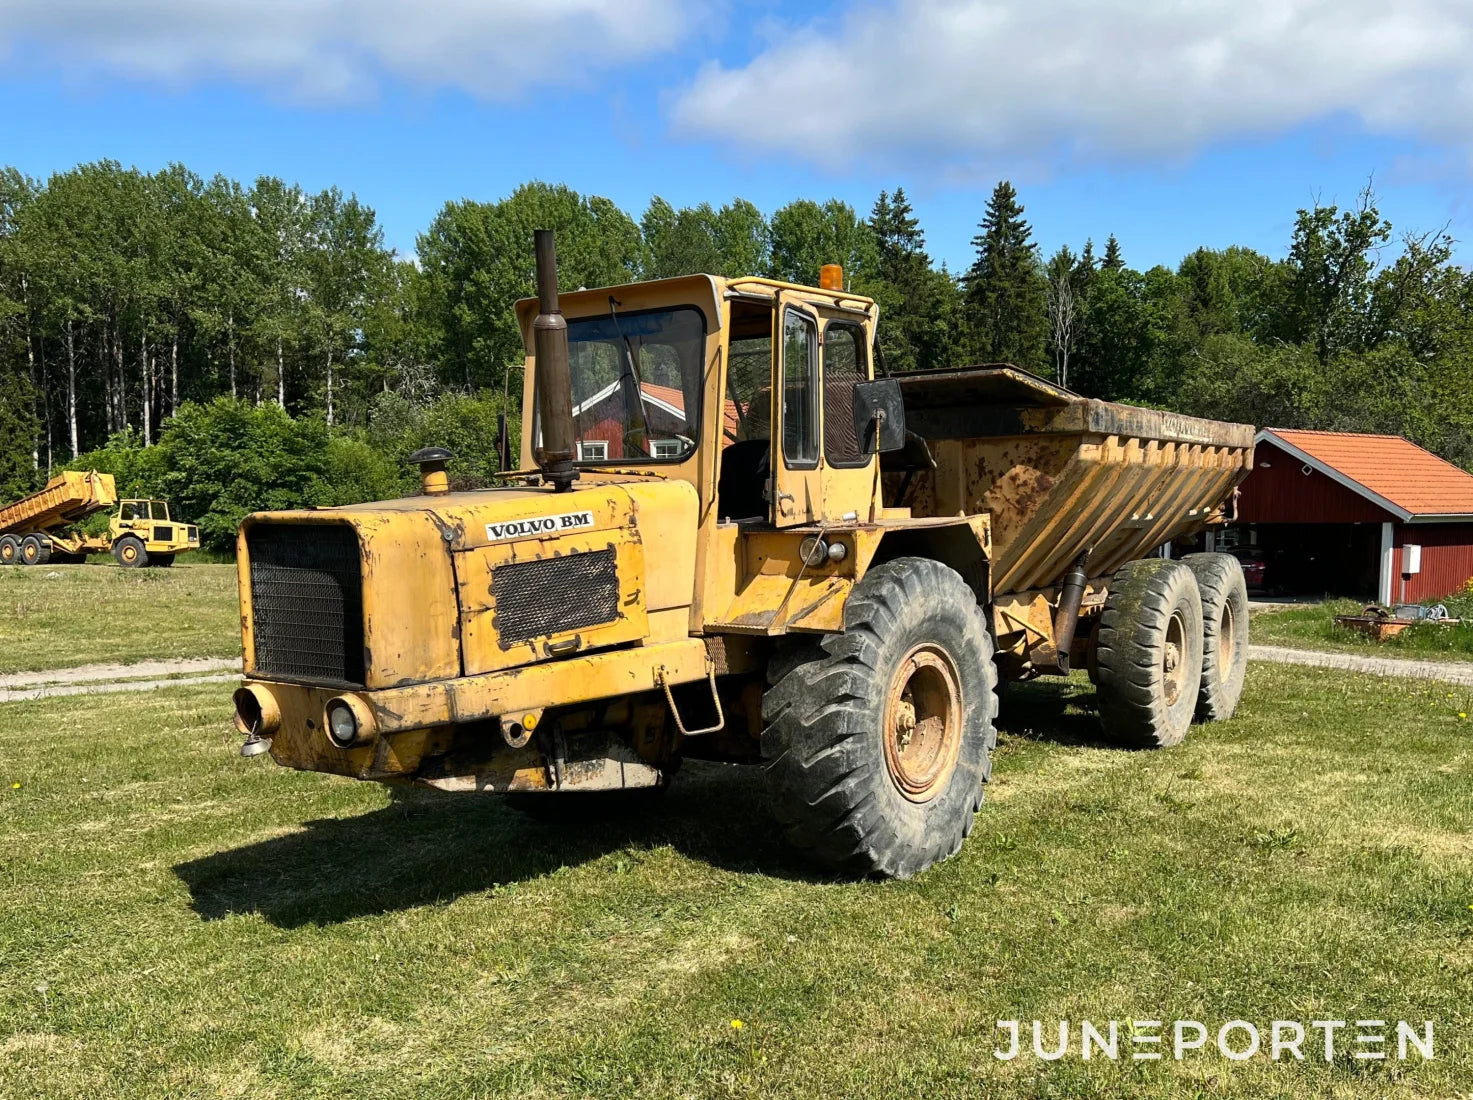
[326,701,359,748]
[827,541,848,563]
[799,536,828,567]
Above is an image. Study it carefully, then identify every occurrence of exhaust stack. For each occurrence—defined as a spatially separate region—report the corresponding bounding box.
[532,229,577,492]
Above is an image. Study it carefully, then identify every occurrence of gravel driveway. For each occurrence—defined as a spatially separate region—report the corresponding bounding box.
[1249,644,1473,687]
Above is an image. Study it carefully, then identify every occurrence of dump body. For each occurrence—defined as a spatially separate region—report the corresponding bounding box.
[0,470,117,536]
[891,366,1254,670]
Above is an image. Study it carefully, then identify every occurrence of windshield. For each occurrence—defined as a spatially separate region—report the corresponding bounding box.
[561,306,706,463]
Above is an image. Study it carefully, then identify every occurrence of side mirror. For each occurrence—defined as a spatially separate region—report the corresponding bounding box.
[853,379,906,455]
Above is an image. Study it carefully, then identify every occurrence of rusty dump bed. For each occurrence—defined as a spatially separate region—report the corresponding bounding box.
[0,471,118,537]
[893,366,1254,596]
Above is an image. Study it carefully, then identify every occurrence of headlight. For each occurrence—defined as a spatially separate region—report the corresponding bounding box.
[324,695,376,748]
[327,702,357,747]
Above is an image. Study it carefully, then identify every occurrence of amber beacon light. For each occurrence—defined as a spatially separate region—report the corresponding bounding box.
[819,264,844,291]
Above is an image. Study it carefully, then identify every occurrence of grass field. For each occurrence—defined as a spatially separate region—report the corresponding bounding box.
[1252,597,1473,663]
[2,664,1469,1097]
[0,563,240,674]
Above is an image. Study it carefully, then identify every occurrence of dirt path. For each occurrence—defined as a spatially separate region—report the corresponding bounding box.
[1249,644,1473,687]
[6,646,1470,704]
[0,657,240,703]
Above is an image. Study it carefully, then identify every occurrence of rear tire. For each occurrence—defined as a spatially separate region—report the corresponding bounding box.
[1095,559,1203,748]
[113,537,148,568]
[20,535,50,566]
[1182,553,1249,721]
[762,557,997,879]
[0,535,18,565]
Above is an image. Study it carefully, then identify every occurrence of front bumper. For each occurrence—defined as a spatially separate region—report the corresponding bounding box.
[236,637,714,781]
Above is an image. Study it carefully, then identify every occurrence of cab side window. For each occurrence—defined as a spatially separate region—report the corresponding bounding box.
[823,322,868,467]
[782,308,818,468]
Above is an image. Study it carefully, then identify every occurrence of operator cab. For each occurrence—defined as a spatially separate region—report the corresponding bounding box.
[519,268,894,531]
[118,500,170,522]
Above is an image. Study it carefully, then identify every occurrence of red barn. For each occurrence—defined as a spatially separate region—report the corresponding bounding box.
[1224,428,1473,603]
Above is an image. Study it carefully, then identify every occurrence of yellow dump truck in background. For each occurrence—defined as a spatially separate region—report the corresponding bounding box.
[230,231,1254,879]
[0,470,198,567]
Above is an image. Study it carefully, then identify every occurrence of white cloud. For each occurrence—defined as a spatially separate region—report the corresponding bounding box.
[669,0,1473,173]
[0,0,705,102]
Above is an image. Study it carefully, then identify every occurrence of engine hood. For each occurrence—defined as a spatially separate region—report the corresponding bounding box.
[238,479,699,690]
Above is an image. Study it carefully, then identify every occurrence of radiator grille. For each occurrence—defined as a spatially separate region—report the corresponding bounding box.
[153,525,172,543]
[247,524,365,684]
[493,549,619,646]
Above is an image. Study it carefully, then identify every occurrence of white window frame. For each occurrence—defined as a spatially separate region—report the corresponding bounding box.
[650,439,683,459]
[576,439,609,461]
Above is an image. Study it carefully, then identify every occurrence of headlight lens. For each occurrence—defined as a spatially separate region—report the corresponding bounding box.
[326,701,359,747]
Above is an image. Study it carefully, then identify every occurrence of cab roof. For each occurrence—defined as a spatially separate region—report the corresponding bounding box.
[514,272,876,339]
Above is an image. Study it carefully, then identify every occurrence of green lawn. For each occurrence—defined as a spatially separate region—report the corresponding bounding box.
[1252,597,1473,662]
[2,665,1469,1097]
[0,563,240,674]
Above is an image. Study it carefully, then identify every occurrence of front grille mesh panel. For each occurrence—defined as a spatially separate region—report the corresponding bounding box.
[493,549,619,646]
[153,525,172,543]
[248,524,364,684]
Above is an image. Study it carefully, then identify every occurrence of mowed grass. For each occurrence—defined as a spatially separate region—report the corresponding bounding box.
[0,563,240,674]
[1253,598,1473,663]
[2,666,1471,1098]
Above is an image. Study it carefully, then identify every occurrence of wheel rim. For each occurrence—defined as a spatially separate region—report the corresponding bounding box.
[1162,609,1187,707]
[882,643,963,803]
[23,543,36,564]
[121,544,137,563]
[1217,601,1236,672]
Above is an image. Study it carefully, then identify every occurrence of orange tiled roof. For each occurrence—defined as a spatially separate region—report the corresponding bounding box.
[1264,428,1473,517]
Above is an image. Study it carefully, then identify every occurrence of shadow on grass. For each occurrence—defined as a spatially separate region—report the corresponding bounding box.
[996,676,1111,748]
[174,762,822,927]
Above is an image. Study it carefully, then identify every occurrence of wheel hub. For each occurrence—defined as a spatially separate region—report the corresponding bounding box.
[1217,602,1235,671]
[1162,609,1188,707]
[882,644,963,803]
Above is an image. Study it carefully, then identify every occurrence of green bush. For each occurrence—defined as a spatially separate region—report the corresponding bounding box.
[152,399,335,552]
[362,391,517,491]
[325,435,410,505]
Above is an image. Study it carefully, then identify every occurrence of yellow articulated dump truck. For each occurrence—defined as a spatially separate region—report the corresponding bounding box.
[231,230,1253,878]
[0,471,199,567]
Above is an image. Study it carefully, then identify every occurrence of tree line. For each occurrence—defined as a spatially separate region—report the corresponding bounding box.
[2,160,1471,537]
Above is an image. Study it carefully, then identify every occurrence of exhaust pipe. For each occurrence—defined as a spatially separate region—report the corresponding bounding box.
[1052,549,1092,674]
[532,229,577,492]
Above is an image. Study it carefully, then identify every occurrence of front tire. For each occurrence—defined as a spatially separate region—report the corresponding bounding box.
[151,553,176,568]
[762,557,997,879]
[1182,553,1249,721]
[113,537,148,568]
[1095,559,1203,748]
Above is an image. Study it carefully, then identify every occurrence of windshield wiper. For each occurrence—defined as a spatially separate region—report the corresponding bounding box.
[608,296,651,451]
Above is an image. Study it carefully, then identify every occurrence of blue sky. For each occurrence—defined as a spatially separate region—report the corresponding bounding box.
[3,0,1471,273]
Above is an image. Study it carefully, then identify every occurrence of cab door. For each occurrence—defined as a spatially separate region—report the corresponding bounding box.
[817,314,879,521]
[770,297,822,527]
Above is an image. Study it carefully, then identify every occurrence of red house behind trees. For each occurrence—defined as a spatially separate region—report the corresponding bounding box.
[572,381,740,461]
[1227,429,1473,603]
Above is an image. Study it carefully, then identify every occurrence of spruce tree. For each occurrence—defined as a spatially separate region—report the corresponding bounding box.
[1101,234,1124,272]
[964,181,1047,371]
